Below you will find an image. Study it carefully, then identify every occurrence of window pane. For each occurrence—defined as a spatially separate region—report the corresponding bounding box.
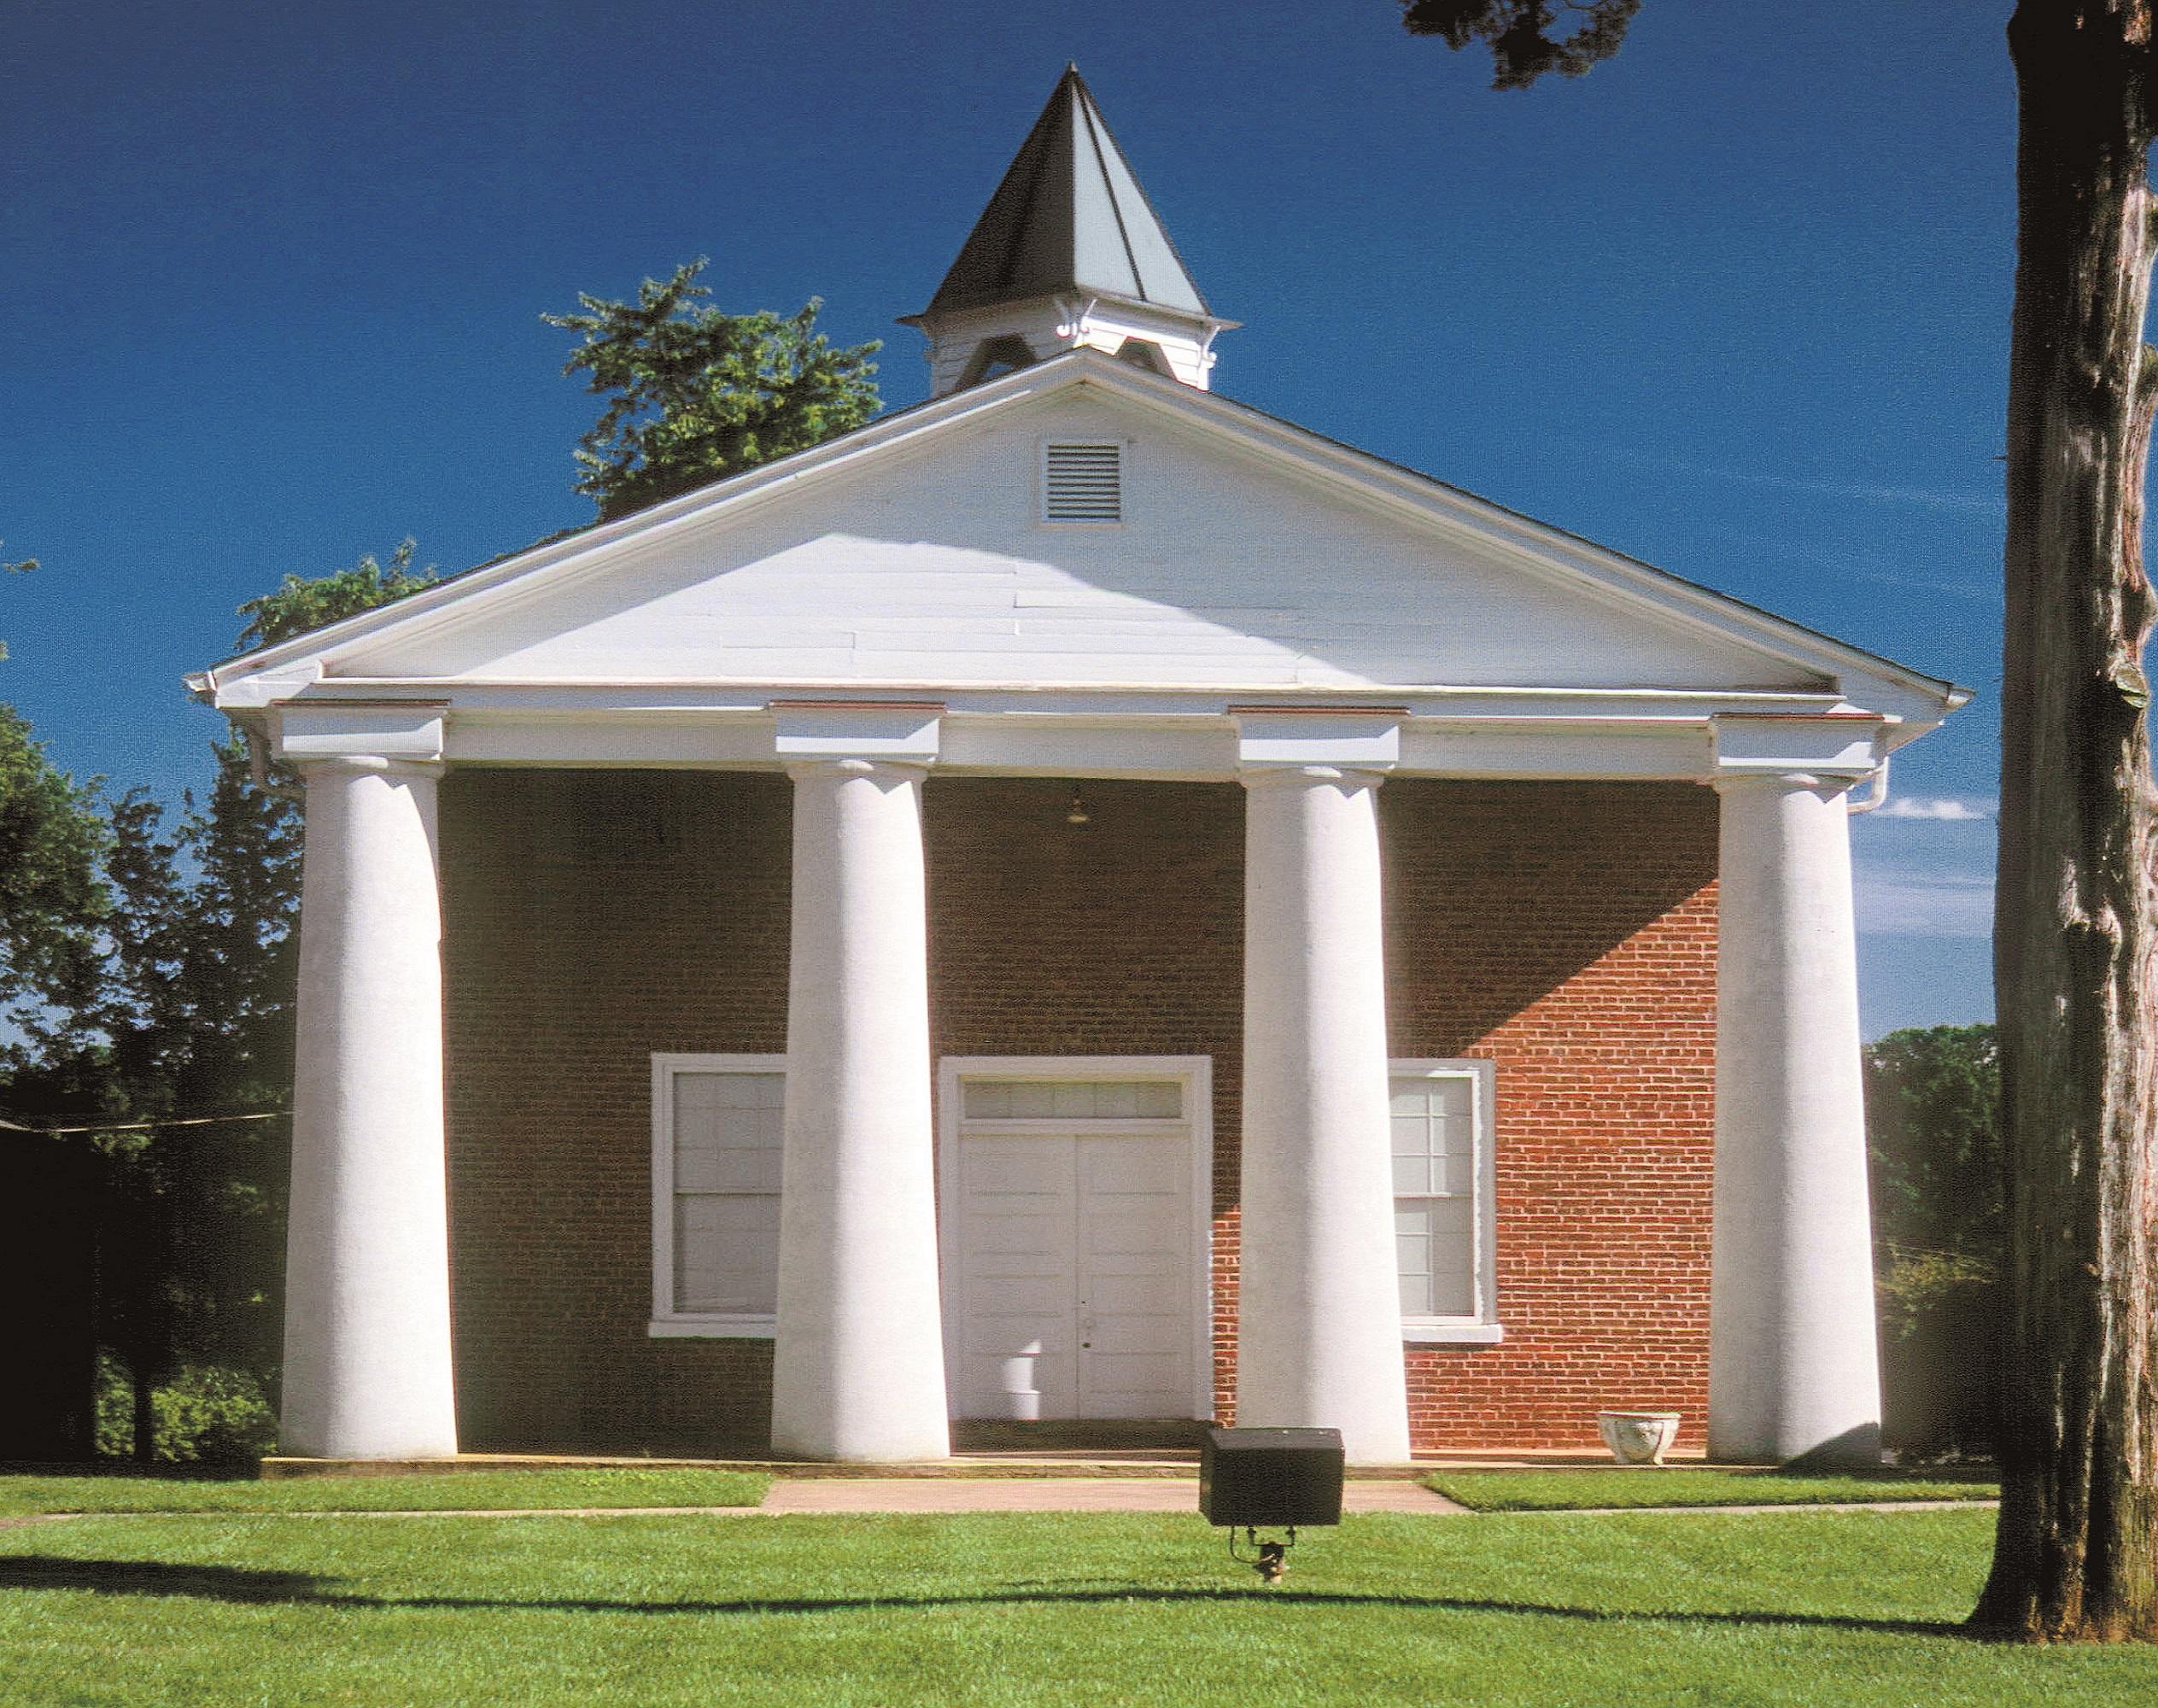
[671,1070,784,1315]
[1393,1071,1483,1322]
[1395,1204,1434,1317]
[675,1193,779,1313]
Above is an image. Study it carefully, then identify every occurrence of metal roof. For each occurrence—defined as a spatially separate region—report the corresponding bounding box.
[921,66,1211,319]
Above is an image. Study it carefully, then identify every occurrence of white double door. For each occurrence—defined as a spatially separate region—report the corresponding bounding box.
[950,1128,1194,1421]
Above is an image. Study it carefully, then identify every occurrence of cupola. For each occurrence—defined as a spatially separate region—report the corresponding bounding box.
[902,66,1236,397]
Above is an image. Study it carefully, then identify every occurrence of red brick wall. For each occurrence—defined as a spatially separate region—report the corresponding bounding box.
[439,769,1716,1454]
[1383,780,1718,1450]
[441,770,789,1453]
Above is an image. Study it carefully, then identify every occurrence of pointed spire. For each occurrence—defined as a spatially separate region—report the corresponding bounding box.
[923,66,1210,319]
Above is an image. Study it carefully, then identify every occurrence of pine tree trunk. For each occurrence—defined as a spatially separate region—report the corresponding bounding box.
[1974,0,2158,1644]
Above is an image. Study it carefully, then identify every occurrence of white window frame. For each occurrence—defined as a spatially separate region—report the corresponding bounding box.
[1391,1057,1503,1345]
[937,1055,1214,1420]
[1037,437,1128,528]
[649,1052,786,1339]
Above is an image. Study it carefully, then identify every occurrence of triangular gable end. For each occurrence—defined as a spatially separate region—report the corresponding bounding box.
[201,353,1966,734]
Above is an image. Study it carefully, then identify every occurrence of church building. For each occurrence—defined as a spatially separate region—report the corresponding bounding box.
[192,68,1967,1466]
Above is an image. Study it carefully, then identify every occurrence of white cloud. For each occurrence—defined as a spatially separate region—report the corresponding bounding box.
[1854,862,1995,939]
[1873,795,1995,822]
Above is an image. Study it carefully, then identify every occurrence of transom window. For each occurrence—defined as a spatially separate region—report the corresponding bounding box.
[1390,1060,1500,1343]
[961,1078,1180,1120]
[651,1055,784,1337]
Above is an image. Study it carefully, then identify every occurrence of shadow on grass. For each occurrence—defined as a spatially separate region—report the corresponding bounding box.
[0,1554,1987,1641]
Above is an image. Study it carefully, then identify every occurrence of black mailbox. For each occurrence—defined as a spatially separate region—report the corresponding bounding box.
[1199,1426,1345,1528]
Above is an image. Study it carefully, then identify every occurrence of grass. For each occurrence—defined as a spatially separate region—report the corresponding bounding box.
[0,1469,769,1517]
[1425,1466,2000,1512]
[2,1509,2152,1705]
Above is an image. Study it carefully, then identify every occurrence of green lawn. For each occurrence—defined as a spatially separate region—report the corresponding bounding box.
[1426,1467,1999,1512]
[0,1469,769,1517]
[3,1509,2150,1705]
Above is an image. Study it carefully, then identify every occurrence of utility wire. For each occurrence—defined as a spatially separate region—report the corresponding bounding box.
[0,1110,287,1137]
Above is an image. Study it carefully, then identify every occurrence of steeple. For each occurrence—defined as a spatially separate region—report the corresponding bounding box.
[904,67,1235,396]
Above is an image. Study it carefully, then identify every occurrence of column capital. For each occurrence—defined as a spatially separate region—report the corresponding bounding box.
[1239,763,1389,793]
[771,699,941,768]
[275,700,446,769]
[1711,769,1852,800]
[1232,705,1403,775]
[1709,711,1883,787]
[291,752,446,781]
[782,756,930,786]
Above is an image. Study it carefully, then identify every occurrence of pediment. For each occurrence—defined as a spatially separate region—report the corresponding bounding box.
[208,357,1958,722]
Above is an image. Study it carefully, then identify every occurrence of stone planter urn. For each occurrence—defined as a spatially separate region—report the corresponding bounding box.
[1597,1411,1681,1465]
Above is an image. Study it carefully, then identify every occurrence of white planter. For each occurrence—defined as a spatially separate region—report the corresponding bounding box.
[1597,1411,1681,1465]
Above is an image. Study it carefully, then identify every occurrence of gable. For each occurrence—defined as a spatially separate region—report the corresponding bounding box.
[325,384,1838,697]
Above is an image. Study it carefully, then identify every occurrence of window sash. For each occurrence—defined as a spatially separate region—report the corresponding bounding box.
[1389,1062,1495,1332]
[652,1055,785,1334]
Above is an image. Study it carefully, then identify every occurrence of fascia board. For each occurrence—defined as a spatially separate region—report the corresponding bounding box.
[199,358,1102,700]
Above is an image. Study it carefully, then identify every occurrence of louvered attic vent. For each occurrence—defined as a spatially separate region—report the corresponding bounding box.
[1043,442,1123,523]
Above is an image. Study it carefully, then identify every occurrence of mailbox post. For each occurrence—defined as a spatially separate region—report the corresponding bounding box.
[1199,1425,1345,1582]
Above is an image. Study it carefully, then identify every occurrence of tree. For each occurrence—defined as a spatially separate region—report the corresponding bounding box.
[545,259,881,521]
[236,539,435,652]
[1400,1,1638,88]
[1399,0,2158,1642]
[1865,1026,2003,1456]
[0,705,108,1060]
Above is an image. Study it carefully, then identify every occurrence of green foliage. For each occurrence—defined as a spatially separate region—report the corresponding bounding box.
[1400,0,1640,89]
[1865,1024,2003,1315]
[93,1357,277,1465]
[0,703,108,1058]
[1863,1023,2003,1454]
[546,259,881,521]
[234,539,435,653]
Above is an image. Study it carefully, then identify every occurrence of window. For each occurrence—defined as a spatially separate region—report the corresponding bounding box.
[961,1077,1181,1120]
[650,1055,784,1337]
[1113,336,1173,377]
[1042,441,1123,524]
[959,334,1037,389]
[1390,1060,1500,1343]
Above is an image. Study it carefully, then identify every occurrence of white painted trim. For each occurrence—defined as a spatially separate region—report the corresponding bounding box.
[1389,1056,1501,1344]
[648,1051,787,1340]
[937,1054,1214,1422]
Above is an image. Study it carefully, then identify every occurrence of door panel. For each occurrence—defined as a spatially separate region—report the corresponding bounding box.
[956,1135,1077,1419]
[1075,1134,1189,1417]
[953,1127,1192,1420]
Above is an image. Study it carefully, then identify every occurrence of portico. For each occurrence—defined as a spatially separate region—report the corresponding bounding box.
[249,679,1918,1466]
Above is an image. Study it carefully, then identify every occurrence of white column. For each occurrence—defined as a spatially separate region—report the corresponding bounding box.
[770,758,950,1461]
[1708,773,1881,1465]
[281,756,458,1460]
[1237,765,1412,1465]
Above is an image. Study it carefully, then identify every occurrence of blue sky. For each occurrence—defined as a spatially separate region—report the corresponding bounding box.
[3,0,2014,1036]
